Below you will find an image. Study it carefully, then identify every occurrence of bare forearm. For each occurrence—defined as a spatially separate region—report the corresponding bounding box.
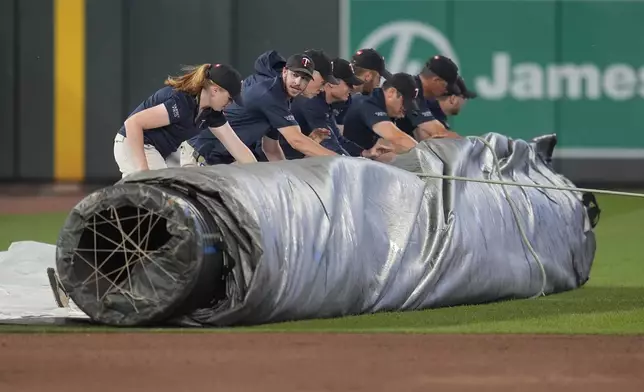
[211,128,257,164]
[291,137,337,157]
[372,122,418,153]
[229,145,257,164]
[390,136,417,153]
[415,121,452,141]
[415,126,443,141]
[123,121,148,170]
[264,147,286,161]
[278,125,338,157]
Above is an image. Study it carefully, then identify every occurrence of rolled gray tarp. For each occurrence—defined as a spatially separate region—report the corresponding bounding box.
[55,132,597,327]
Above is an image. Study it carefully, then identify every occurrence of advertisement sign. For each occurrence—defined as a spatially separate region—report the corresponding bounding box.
[341,0,644,158]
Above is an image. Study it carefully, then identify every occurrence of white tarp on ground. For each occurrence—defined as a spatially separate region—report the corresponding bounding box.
[0,241,86,321]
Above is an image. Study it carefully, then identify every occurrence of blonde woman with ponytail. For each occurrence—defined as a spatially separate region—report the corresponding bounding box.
[113,63,256,178]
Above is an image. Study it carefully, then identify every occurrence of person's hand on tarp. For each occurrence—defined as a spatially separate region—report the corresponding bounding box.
[309,128,331,143]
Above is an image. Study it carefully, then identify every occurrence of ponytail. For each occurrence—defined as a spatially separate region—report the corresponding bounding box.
[164,64,212,95]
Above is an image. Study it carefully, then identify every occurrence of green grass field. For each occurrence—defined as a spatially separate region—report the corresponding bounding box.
[1,192,643,334]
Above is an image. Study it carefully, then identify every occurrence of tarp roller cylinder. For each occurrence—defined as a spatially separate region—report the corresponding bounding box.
[55,183,228,326]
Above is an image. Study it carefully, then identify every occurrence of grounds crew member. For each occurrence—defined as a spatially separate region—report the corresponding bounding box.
[280,58,394,159]
[181,53,338,166]
[299,49,340,98]
[335,48,392,133]
[241,49,339,96]
[350,48,392,94]
[114,63,256,177]
[394,55,461,141]
[427,76,478,130]
[243,49,340,161]
[341,72,420,154]
[263,48,340,160]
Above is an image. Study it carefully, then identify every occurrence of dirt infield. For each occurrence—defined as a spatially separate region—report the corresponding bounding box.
[0,183,98,214]
[0,333,642,392]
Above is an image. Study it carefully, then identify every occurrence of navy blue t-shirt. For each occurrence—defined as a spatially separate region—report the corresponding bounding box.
[280,93,364,159]
[342,89,392,150]
[188,76,298,164]
[118,86,206,158]
[333,94,355,126]
[426,100,450,129]
[394,76,437,137]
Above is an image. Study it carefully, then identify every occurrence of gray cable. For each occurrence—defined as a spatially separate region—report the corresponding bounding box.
[414,173,644,199]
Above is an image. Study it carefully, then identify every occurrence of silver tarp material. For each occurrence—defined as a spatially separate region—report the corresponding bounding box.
[113,132,596,327]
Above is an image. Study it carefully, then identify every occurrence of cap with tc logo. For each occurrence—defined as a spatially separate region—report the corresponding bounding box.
[285,54,316,80]
[303,49,340,85]
[331,58,364,87]
[387,73,421,112]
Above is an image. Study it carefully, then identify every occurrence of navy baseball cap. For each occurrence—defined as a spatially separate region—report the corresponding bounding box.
[331,58,364,87]
[442,76,478,98]
[387,73,421,112]
[443,81,462,97]
[208,63,243,105]
[285,53,316,80]
[424,55,459,86]
[456,76,477,98]
[351,48,393,80]
[303,49,340,85]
